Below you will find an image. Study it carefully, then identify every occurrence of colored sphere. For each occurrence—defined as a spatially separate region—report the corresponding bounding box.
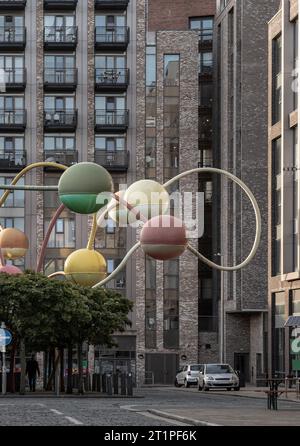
[0,228,29,260]
[58,162,114,214]
[0,265,23,275]
[64,248,107,287]
[124,180,170,221]
[140,215,187,260]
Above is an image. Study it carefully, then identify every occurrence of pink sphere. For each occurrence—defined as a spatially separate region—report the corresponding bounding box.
[0,265,23,275]
[140,215,187,261]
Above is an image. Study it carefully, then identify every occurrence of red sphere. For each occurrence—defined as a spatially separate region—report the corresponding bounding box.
[0,265,23,275]
[140,215,187,260]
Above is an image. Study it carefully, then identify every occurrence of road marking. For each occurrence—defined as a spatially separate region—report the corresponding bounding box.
[50,409,64,416]
[65,416,84,426]
[138,411,190,426]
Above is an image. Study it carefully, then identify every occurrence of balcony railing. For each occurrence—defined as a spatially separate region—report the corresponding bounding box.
[44,150,78,167]
[44,110,78,132]
[44,68,77,91]
[95,150,129,171]
[44,26,78,49]
[0,0,26,9]
[95,110,129,132]
[95,0,129,10]
[44,0,78,10]
[0,150,26,170]
[199,65,213,79]
[199,29,213,47]
[95,26,129,50]
[0,26,26,50]
[95,68,129,92]
[0,110,26,131]
[0,68,26,91]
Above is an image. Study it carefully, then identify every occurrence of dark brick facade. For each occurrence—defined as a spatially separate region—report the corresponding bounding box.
[148,0,215,31]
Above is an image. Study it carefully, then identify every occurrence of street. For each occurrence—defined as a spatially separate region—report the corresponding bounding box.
[0,387,300,426]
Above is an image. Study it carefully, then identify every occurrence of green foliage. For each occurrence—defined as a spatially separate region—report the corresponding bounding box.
[0,271,133,351]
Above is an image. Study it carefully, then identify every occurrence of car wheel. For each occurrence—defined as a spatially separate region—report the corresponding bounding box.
[174,379,180,387]
[204,386,209,391]
[184,380,190,388]
[234,387,240,391]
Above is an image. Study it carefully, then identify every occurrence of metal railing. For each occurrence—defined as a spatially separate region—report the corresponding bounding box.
[95,68,129,86]
[0,68,26,84]
[44,26,78,43]
[95,26,129,44]
[0,110,26,125]
[95,150,129,169]
[95,110,129,127]
[0,26,26,43]
[0,150,26,168]
[44,68,77,85]
[44,150,78,166]
[44,110,77,126]
[0,0,26,8]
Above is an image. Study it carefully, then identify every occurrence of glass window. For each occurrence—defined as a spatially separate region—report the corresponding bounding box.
[146,46,156,87]
[272,35,282,124]
[273,292,285,374]
[164,55,180,86]
[272,137,282,276]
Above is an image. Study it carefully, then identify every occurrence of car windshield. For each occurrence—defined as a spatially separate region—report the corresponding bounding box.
[190,365,202,371]
[206,364,233,374]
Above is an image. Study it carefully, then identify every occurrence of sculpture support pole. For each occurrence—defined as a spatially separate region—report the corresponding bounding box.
[87,214,98,250]
[164,167,262,271]
[36,204,65,273]
[0,162,67,208]
[92,242,141,289]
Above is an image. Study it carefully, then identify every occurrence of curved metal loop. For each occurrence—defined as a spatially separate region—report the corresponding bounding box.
[164,168,261,272]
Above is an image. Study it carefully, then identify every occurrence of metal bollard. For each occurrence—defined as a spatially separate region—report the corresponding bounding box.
[113,374,119,395]
[127,372,133,396]
[120,373,126,395]
[106,374,113,395]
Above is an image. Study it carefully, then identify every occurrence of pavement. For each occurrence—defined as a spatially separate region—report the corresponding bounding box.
[1,386,300,426]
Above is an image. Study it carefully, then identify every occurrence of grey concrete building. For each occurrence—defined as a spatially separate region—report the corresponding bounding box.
[0,0,218,386]
[268,0,300,378]
[214,0,280,383]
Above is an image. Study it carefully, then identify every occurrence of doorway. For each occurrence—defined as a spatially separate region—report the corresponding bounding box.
[145,353,179,385]
[234,353,250,384]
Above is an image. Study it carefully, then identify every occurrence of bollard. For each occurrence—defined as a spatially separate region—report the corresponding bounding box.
[102,373,106,393]
[113,373,119,395]
[120,373,126,395]
[127,372,133,396]
[106,374,113,395]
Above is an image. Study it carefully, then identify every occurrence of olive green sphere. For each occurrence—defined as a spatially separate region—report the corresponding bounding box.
[58,163,113,214]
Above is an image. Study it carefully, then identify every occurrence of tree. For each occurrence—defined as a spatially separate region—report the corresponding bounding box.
[0,272,133,394]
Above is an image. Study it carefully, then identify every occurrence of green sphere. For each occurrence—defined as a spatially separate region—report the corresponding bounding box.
[58,162,114,214]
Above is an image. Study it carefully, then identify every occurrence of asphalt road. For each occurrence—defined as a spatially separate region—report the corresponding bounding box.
[0,387,299,426]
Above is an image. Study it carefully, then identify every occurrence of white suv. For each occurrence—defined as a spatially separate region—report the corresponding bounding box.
[175,364,203,388]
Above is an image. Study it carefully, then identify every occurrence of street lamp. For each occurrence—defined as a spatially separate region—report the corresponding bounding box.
[215,253,225,363]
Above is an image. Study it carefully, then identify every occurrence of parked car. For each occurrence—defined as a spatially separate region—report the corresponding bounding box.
[197,363,240,391]
[175,364,203,388]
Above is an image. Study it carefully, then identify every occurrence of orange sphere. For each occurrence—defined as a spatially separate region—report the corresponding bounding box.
[140,215,187,260]
[0,228,29,260]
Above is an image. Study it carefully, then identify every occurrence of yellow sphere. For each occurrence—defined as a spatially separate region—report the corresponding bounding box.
[64,249,107,287]
[124,180,170,222]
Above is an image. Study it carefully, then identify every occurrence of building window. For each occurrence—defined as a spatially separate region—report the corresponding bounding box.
[145,258,156,349]
[293,128,299,271]
[164,54,180,86]
[146,46,157,180]
[272,35,282,125]
[146,46,156,87]
[45,217,75,248]
[294,19,298,111]
[199,278,215,332]
[106,258,126,290]
[44,136,75,151]
[163,260,179,349]
[273,292,286,375]
[95,136,125,151]
[292,289,300,315]
[44,96,75,111]
[0,176,24,208]
[189,16,213,42]
[199,52,213,75]
[272,137,282,276]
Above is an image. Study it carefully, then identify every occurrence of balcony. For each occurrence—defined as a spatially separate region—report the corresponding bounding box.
[44,110,78,132]
[199,66,213,81]
[95,0,129,10]
[0,150,26,171]
[0,27,26,51]
[95,68,129,92]
[0,0,26,10]
[44,26,78,50]
[198,30,213,49]
[44,0,78,10]
[0,110,26,132]
[44,150,78,168]
[44,68,77,92]
[95,26,129,51]
[0,68,26,91]
[95,150,129,171]
[95,110,129,133]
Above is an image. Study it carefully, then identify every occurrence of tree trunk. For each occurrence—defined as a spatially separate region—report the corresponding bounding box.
[66,344,73,394]
[19,340,26,395]
[43,350,48,391]
[59,347,65,393]
[8,340,16,393]
[77,343,84,395]
[46,348,59,391]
